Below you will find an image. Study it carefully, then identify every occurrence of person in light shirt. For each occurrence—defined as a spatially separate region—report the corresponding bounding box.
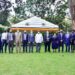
[64,31,71,52]
[1,30,8,53]
[15,30,22,53]
[35,31,43,53]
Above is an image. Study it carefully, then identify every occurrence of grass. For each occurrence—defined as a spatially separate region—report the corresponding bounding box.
[0,45,75,75]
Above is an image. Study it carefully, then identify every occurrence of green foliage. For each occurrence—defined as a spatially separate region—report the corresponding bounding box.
[0,0,11,25]
[10,16,23,24]
[0,11,9,25]
[0,28,5,32]
[14,2,27,19]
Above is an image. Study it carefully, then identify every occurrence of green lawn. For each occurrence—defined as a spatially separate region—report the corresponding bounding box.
[0,46,75,75]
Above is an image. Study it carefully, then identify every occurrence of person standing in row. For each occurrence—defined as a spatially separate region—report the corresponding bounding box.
[44,31,52,52]
[70,31,74,52]
[0,32,2,53]
[7,30,14,53]
[52,33,58,52]
[15,30,22,53]
[22,30,28,53]
[57,30,64,52]
[64,31,71,52]
[1,31,8,53]
[28,30,34,53]
[35,31,43,53]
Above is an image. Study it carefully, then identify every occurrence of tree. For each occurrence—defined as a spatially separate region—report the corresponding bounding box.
[0,0,11,26]
[69,0,75,30]
[26,0,56,18]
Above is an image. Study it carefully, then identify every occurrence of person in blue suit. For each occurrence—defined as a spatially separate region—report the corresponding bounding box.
[70,31,74,52]
[52,33,59,52]
[43,31,52,52]
[0,32,2,53]
[64,31,71,52]
[28,30,35,53]
[7,30,14,53]
[22,30,28,53]
[57,30,64,52]
[71,31,75,52]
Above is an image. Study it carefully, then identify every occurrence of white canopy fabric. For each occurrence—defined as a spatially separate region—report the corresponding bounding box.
[11,16,59,28]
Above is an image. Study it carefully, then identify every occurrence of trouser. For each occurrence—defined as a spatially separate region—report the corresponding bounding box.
[36,43,41,53]
[44,42,50,52]
[16,41,21,53]
[66,45,70,52]
[71,45,74,52]
[0,45,2,53]
[2,40,8,53]
[23,41,28,53]
[8,41,14,53]
[29,42,34,53]
[58,44,64,52]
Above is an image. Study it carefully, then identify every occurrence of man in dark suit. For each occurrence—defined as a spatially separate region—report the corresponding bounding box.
[7,30,14,53]
[57,30,64,52]
[70,31,74,52]
[28,30,34,53]
[64,31,71,52]
[0,32,2,53]
[22,30,28,53]
[44,31,52,52]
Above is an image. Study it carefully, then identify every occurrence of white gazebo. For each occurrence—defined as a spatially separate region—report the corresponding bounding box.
[11,16,59,32]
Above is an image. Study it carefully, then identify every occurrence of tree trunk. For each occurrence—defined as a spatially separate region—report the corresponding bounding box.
[69,0,75,30]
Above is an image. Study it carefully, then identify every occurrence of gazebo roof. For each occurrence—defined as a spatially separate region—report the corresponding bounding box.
[11,16,58,28]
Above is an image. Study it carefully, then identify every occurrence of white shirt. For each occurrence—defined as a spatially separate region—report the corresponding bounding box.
[35,33,43,43]
[1,32,8,40]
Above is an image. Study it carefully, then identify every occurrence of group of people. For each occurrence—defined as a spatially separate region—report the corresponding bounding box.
[0,30,75,53]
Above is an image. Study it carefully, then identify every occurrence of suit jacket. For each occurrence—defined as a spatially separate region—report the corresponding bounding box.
[57,33,64,41]
[28,33,34,43]
[43,33,52,43]
[71,32,75,45]
[22,32,28,42]
[70,32,74,45]
[64,33,71,46]
[7,32,14,42]
[0,33,2,45]
[57,33,64,46]
[15,32,22,43]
